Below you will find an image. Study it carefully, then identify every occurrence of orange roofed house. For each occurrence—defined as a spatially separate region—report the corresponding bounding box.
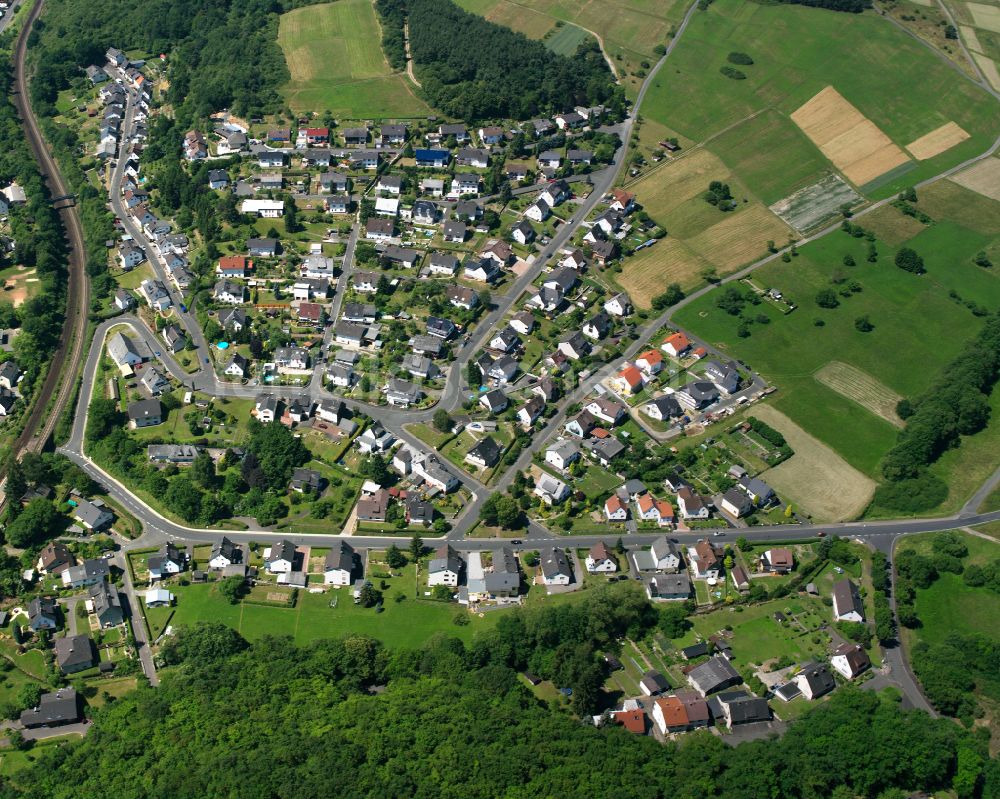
[635,349,663,376]
[613,364,644,395]
[652,691,710,734]
[613,708,647,734]
[662,332,691,358]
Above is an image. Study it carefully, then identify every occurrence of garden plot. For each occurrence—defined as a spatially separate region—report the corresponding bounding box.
[790,86,910,187]
[814,361,904,428]
[769,174,862,233]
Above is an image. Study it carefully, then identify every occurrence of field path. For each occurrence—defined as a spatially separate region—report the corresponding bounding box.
[403,21,421,87]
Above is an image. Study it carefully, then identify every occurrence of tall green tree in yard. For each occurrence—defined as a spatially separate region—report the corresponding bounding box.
[433,409,451,433]
[409,534,424,561]
[385,544,406,569]
[190,452,217,490]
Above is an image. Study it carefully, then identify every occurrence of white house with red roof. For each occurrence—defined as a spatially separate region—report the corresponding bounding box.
[662,332,691,358]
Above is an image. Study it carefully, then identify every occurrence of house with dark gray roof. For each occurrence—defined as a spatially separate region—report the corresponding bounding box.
[55,635,95,674]
[687,656,742,697]
[466,436,502,469]
[794,662,836,700]
[89,581,124,627]
[20,688,81,729]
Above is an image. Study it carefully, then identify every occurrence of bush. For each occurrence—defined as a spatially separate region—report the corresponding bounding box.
[815,289,839,308]
[874,473,948,512]
[727,51,754,65]
[895,247,926,274]
[720,66,746,80]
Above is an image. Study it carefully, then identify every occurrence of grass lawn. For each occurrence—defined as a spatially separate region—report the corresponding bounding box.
[277,0,430,117]
[679,596,834,667]
[164,577,501,649]
[674,217,1000,482]
[575,463,622,501]
[405,422,453,450]
[0,734,83,779]
[638,0,999,201]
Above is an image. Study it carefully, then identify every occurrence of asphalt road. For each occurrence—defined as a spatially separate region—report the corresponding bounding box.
[48,0,1000,713]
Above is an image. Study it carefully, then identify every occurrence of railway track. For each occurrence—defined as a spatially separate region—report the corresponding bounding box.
[9,0,90,458]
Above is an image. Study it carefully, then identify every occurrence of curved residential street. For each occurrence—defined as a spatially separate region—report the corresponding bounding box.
[9,0,999,708]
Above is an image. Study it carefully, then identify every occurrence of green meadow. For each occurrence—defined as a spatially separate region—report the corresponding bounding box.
[639,0,999,201]
[675,189,1000,492]
[277,0,430,117]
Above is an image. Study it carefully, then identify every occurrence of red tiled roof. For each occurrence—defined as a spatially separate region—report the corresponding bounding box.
[614,709,646,734]
[663,332,690,352]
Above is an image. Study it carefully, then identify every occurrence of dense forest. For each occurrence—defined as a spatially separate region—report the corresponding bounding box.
[4,590,997,798]
[875,310,1000,511]
[28,0,324,124]
[0,40,68,432]
[777,0,871,13]
[376,0,622,121]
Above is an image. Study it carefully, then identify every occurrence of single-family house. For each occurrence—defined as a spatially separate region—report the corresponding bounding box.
[687,656,742,697]
[534,473,570,505]
[795,662,836,700]
[832,578,865,623]
[540,548,572,586]
[428,545,463,588]
[585,542,617,573]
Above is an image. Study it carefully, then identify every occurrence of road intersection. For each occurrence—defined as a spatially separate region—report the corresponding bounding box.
[11,0,995,709]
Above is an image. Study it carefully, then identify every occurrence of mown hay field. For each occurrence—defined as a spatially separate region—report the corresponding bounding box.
[755,405,877,522]
[814,361,904,427]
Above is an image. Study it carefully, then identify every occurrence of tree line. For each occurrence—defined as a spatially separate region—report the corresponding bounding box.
[376,0,623,121]
[4,587,997,799]
[876,311,1000,511]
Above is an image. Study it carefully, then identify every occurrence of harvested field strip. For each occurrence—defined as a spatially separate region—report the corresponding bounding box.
[769,173,862,233]
[628,148,726,219]
[967,1,1000,32]
[616,238,714,307]
[906,121,971,160]
[972,52,1000,91]
[814,361,904,428]
[790,86,910,187]
[860,204,927,246]
[686,204,791,271]
[960,25,983,52]
[754,405,877,523]
[949,156,1000,201]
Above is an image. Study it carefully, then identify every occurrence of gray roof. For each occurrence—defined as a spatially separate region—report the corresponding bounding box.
[74,500,113,530]
[688,656,741,695]
[325,541,355,572]
[89,580,122,619]
[429,545,463,576]
[268,540,297,563]
[640,670,669,694]
[797,662,836,697]
[20,689,79,727]
[54,634,94,671]
[540,547,571,580]
[127,398,161,422]
[832,578,865,619]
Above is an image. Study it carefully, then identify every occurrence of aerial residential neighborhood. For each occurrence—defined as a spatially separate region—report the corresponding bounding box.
[0,0,995,793]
